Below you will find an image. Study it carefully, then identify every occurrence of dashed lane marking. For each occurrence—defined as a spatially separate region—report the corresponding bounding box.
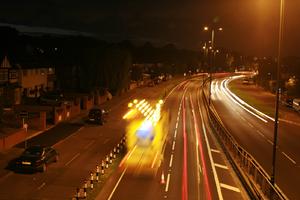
[256,130,265,138]
[169,154,174,168]
[103,138,110,144]
[165,173,171,192]
[65,153,80,166]
[0,172,13,183]
[37,182,46,190]
[84,140,95,150]
[107,167,127,200]
[247,122,254,128]
[282,152,297,165]
[172,141,176,151]
[211,149,220,153]
[54,127,84,147]
[267,139,274,145]
[220,183,241,193]
[214,163,228,170]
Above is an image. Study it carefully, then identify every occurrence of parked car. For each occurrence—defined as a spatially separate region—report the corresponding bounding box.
[88,107,105,125]
[285,98,293,108]
[40,91,64,106]
[293,98,300,112]
[12,145,58,172]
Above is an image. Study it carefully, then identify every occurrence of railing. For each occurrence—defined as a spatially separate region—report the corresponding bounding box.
[202,87,288,200]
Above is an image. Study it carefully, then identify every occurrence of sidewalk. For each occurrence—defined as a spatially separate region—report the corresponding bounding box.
[229,78,300,126]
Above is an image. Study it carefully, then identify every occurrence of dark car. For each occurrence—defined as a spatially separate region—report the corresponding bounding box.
[40,91,64,106]
[13,145,58,172]
[88,107,104,125]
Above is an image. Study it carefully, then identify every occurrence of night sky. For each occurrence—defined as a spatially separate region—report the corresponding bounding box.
[0,0,299,56]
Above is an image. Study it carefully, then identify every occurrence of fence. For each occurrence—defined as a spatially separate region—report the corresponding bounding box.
[202,87,288,200]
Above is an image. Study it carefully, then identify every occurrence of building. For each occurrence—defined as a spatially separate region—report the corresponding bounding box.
[0,56,21,106]
[0,55,56,106]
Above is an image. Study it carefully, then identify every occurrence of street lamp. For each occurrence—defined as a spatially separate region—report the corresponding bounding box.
[271,0,285,188]
[203,26,223,105]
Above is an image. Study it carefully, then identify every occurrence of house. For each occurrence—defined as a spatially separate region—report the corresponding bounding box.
[0,55,56,106]
[0,56,21,106]
[19,65,55,98]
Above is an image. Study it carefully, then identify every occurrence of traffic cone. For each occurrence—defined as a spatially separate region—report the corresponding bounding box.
[161,171,165,184]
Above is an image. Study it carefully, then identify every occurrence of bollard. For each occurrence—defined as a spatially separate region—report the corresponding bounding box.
[109,152,113,163]
[105,156,109,168]
[83,181,87,198]
[117,144,120,153]
[96,165,99,182]
[101,160,105,174]
[113,148,117,158]
[76,188,80,200]
[90,172,94,189]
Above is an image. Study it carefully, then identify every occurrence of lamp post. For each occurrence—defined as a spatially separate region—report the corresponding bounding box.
[271,0,285,187]
[204,26,223,105]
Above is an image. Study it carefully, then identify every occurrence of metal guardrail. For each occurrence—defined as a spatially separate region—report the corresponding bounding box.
[201,87,288,200]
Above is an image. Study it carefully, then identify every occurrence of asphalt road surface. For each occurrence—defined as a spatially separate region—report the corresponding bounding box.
[0,77,182,200]
[95,77,249,200]
[0,76,250,200]
[211,76,300,199]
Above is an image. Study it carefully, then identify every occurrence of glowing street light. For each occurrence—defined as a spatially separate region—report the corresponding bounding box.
[203,25,223,105]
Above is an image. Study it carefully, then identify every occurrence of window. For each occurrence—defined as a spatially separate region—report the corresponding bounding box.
[9,71,17,79]
[0,69,8,82]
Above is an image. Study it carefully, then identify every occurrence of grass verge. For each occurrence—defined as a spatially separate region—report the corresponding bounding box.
[228,81,276,118]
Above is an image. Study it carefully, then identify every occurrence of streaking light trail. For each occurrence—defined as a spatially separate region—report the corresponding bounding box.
[182,96,188,200]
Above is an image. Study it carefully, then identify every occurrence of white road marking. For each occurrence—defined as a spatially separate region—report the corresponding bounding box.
[240,116,246,121]
[211,149,220,153]
[37,182,46,190]
[282,152,297,164]
[214,163,228,170]
[165,173,171,192]
[0,172,13,183]
[175,122,178,129]
[267,139,274,145]
[220,183,240,193]
[174,129,177,138]
[54,127,84,147]
[103,138,110,144]
[198,98,223,200]
[169,154,174,168]
[256,130,265,138]
[247,122,254,128]
[107,167,127,200]
[65,153,80,166]
[84,140,95,150]
[172,141,176,151]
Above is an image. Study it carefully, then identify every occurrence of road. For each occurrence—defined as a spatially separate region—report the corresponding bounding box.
[211,76,300,199]
[96,77,248,200]
[0,77,182,200]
